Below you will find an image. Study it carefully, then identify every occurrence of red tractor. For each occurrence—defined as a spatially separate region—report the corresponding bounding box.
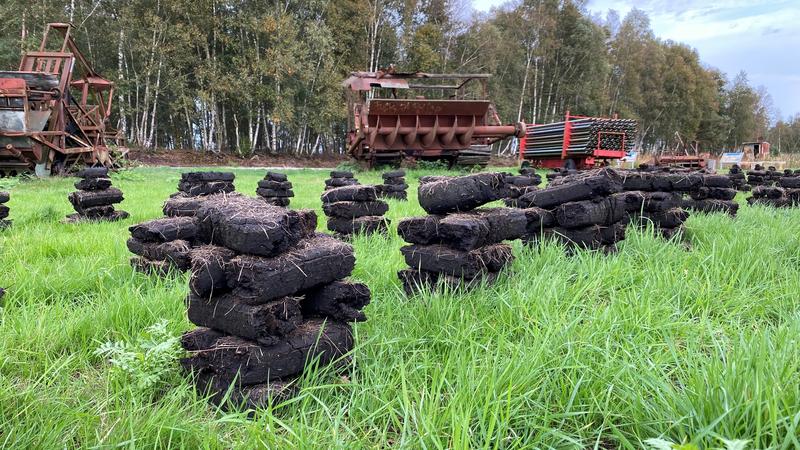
[0,23,123,177]
[344,68,524,168]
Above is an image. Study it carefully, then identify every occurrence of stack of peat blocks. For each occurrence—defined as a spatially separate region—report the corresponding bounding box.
[618,170,693,239]
[397,173,524,294]
[322,185,389,237]
[504,167,542,207]
[181,194,368,409]
[515,168,630,252]
[325,170,359,190]
[128,171,237,275]
[66,168,128,222]
[377,170,408,200]
[256,171,293,207]
[681,174,739,216]
[747,173,800,207]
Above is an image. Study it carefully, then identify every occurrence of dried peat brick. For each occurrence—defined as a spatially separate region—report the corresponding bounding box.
[262,197,291,207]
[181,327,226,351]
[321,185,378,203]
[127,238,192,269]
[642,192,683,212]
[225,234,356,302]
[257,180,293,190]
[519,170,622,208]
[129,216,199,242]
[196,196,316,256]
[418,172,507,214]
[178,181,235,196]
[265,171,288,182]
[186,294,302,345]
[301,281,371,322]
[0,192,8,203]
[189,245,237,297]
[689,187,737,201]
[397,215,443,245]
[400,243,514,278]
[752,186,785,199]
[181,172,236,183]
[329,170,354,179]
[163,195,209,217]
[521,207,556,233]
[68,188,124,209]
[322,201,389,219]
[75,177,112,191]
[255,188,295,198]
[180,319,353,385]
[779,177,800,188]
[437,208,527,250]
[682,198,739,216]
[554,197,626,229]
[635,208,689,229]
[0,205,9,219]
[702,175,733,188]
[382,170,405,179]
[325,178,359,188]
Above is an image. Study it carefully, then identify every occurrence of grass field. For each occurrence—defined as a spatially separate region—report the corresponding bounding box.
[2,167,800,449]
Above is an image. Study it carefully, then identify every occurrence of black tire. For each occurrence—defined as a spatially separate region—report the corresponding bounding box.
[563,159,577,171]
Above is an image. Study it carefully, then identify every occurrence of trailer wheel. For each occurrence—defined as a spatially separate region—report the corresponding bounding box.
[563,159,577,170]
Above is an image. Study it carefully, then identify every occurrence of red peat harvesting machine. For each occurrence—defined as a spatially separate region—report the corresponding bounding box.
[0,23,123,177]
[344,69,525,168]
[519,111,638,170]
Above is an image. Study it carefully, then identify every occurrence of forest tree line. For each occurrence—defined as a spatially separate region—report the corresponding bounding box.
[0,0,797,156]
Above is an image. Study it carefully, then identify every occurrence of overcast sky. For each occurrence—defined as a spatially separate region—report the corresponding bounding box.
[471,0,800,120]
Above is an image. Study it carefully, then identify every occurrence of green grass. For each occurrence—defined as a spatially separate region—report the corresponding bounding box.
[2,167,800,448]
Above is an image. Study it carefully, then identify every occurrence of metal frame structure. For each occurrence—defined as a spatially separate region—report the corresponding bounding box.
[0,23,121,176]
[519,111,631,169]
[343,68,524,167]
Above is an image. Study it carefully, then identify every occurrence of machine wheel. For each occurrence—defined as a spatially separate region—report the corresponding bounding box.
[563,159,577,170]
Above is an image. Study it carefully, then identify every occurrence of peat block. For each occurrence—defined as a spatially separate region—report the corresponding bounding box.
[301,281,370,322]
[382,170,405,179]
[189,245,237,297]
[554,196,625,229]
[689,187,737,201]
[418,172,507,214]
[180,319,353,385]
[225,233,355,302]
[130,216,199,243]
[323,201,388,219]
[752,186,785,199]
[702,175,733,188]
[187,294,302,345]
[0,205,9,219]
[68,188,124,209]
[265,172,288,182]
[682,198,739,216]
[519,169,622,208]
[0,192,8,203]
[321,185,377,203]
[330,170,354,179]
[192,372,296,410]
[397,208,526,250]
[779,177,800,188]
[262,197,291,207]
[163,195,209,217]
[178,181,235,196]
[181,172,236,183]
[75,177,112,191]
[257,180,293,190]
[127,238,192,270]
[196,195,316,256]
[325,178,360,188]
[400,243,514,278]
[634,208,689,229]
[528,223,627,250]
[256,188,294,198]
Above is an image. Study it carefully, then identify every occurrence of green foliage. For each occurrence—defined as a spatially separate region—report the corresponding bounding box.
[94,320,182,392]
[415,159,450,171]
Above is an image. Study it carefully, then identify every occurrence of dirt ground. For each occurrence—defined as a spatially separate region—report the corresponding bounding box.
[126,148,520,169]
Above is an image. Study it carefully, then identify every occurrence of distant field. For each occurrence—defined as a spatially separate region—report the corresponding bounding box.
[1,167,800,448]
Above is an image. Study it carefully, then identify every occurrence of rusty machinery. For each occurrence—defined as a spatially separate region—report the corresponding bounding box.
[343,69,524,168]
[0,23,123,177]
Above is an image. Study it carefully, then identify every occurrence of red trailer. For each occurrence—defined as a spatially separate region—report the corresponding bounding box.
[519,111,636,170]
